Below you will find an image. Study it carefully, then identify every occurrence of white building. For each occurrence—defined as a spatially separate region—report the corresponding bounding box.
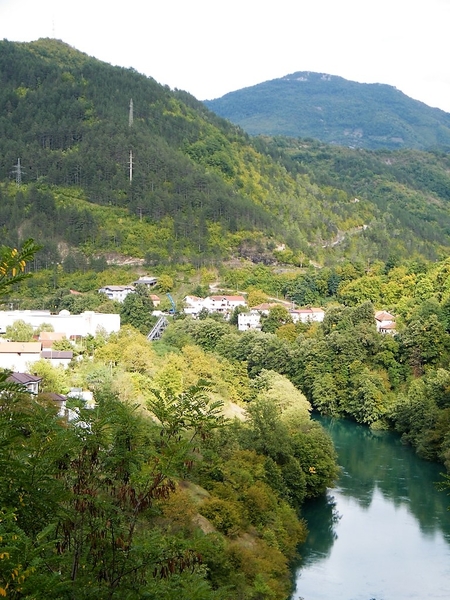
[0,342,42,371]
[98,285,135,303]
[375,310,396,334]
[289,307,325,324]
[238,311,261,331]
[0,310,120,338]
[203,295,247,314]
[183,296,205,317]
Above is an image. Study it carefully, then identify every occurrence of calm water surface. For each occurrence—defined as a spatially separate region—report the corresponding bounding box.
[291,417,450,600]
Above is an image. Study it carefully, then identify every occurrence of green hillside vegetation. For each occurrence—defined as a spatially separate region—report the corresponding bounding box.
[204,71,450,151]
[2,39,450,270]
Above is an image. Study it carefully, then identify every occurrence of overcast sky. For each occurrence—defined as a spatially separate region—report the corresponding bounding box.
[1,0,450,112]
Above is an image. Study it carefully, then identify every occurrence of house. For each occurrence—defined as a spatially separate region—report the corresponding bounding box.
[38,331,67,348]
[290,307,325,324]
[98,285,135,303]
[149,294,161,307]
[6,371,42,394]
[250,303,280,315]
[375,310,396,334]
[40,349,74,368]
[238,311,262,331]
[183,296,205,317]
[0,342,42,371]
[203,295,247,315]
[133,276,158,288]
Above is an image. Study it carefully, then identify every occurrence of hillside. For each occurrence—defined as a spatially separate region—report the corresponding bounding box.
[204,71,450,151]
[0,39,372,266]
[1,39,450,270]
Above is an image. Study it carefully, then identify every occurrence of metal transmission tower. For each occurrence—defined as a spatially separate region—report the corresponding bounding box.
[12,158,24,186]
[129,150,133,183]
[129,98,134,127]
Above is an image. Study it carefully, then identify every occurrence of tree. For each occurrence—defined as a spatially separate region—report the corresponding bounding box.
[120,285,155,335]
[261,305,292,334]
[4,319,34,342]
[0,238,40,299]
[157,274,174,293]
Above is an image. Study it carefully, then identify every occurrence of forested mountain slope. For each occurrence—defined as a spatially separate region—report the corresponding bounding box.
[204,72,450,151]
[1,39,450,268]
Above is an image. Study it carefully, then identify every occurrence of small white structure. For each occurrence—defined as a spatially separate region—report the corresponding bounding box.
[238,311,261,331]
[375,310,396,334]
[290,308,325,324]
[0,310,120,338]
[98,285,135,303]
[68,388,95,408]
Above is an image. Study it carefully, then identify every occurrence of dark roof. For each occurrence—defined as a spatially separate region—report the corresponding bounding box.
[41,392,67,402]
[7,372,42,385]
[41,350,73,359]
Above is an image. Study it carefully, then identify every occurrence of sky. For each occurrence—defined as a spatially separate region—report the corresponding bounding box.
[1,0,450,112]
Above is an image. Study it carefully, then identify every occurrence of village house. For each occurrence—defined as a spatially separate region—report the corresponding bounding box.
[6,371,42,394]
[38,331,67,348]
[250,303,281,315]
[0,342,42,371]
[0,340,74,370]
[238,311,262,331]
[133,276,158,288]
[203,295,247,315]
[183,296,205,317]
[289,307,325,324]
[98,285,135,303]
[40,349,74,368]
[183,295,247,318]
[375,310,397,334]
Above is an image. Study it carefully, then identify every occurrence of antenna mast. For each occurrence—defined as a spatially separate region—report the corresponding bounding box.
[129,150,133,183]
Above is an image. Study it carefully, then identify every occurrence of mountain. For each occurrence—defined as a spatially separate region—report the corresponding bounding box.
[2,39,450,271]
[204,72,450,151]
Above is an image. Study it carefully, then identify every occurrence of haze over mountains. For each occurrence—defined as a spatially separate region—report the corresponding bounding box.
[204,72,450,151]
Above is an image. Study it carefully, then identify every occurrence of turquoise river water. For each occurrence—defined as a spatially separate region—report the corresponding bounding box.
[291,417,450,600]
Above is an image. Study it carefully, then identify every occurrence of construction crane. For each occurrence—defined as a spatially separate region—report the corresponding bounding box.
[166,293,176,314]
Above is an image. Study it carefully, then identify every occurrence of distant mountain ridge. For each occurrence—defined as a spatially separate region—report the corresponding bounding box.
[204,72,450,151]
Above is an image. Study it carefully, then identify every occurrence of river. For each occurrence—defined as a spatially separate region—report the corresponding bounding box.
[291,417,450,600]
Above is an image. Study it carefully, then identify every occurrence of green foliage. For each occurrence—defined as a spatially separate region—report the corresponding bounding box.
[120,285,156,335]
[4,319,34,342]
[205,71,450,151]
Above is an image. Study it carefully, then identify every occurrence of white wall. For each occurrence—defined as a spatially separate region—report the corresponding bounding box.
[0,310,120,338]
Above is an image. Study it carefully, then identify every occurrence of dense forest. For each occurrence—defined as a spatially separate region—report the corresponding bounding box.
[204,71,450,150]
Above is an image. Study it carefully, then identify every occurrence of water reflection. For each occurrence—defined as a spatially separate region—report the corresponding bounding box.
[292,417,450,600]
